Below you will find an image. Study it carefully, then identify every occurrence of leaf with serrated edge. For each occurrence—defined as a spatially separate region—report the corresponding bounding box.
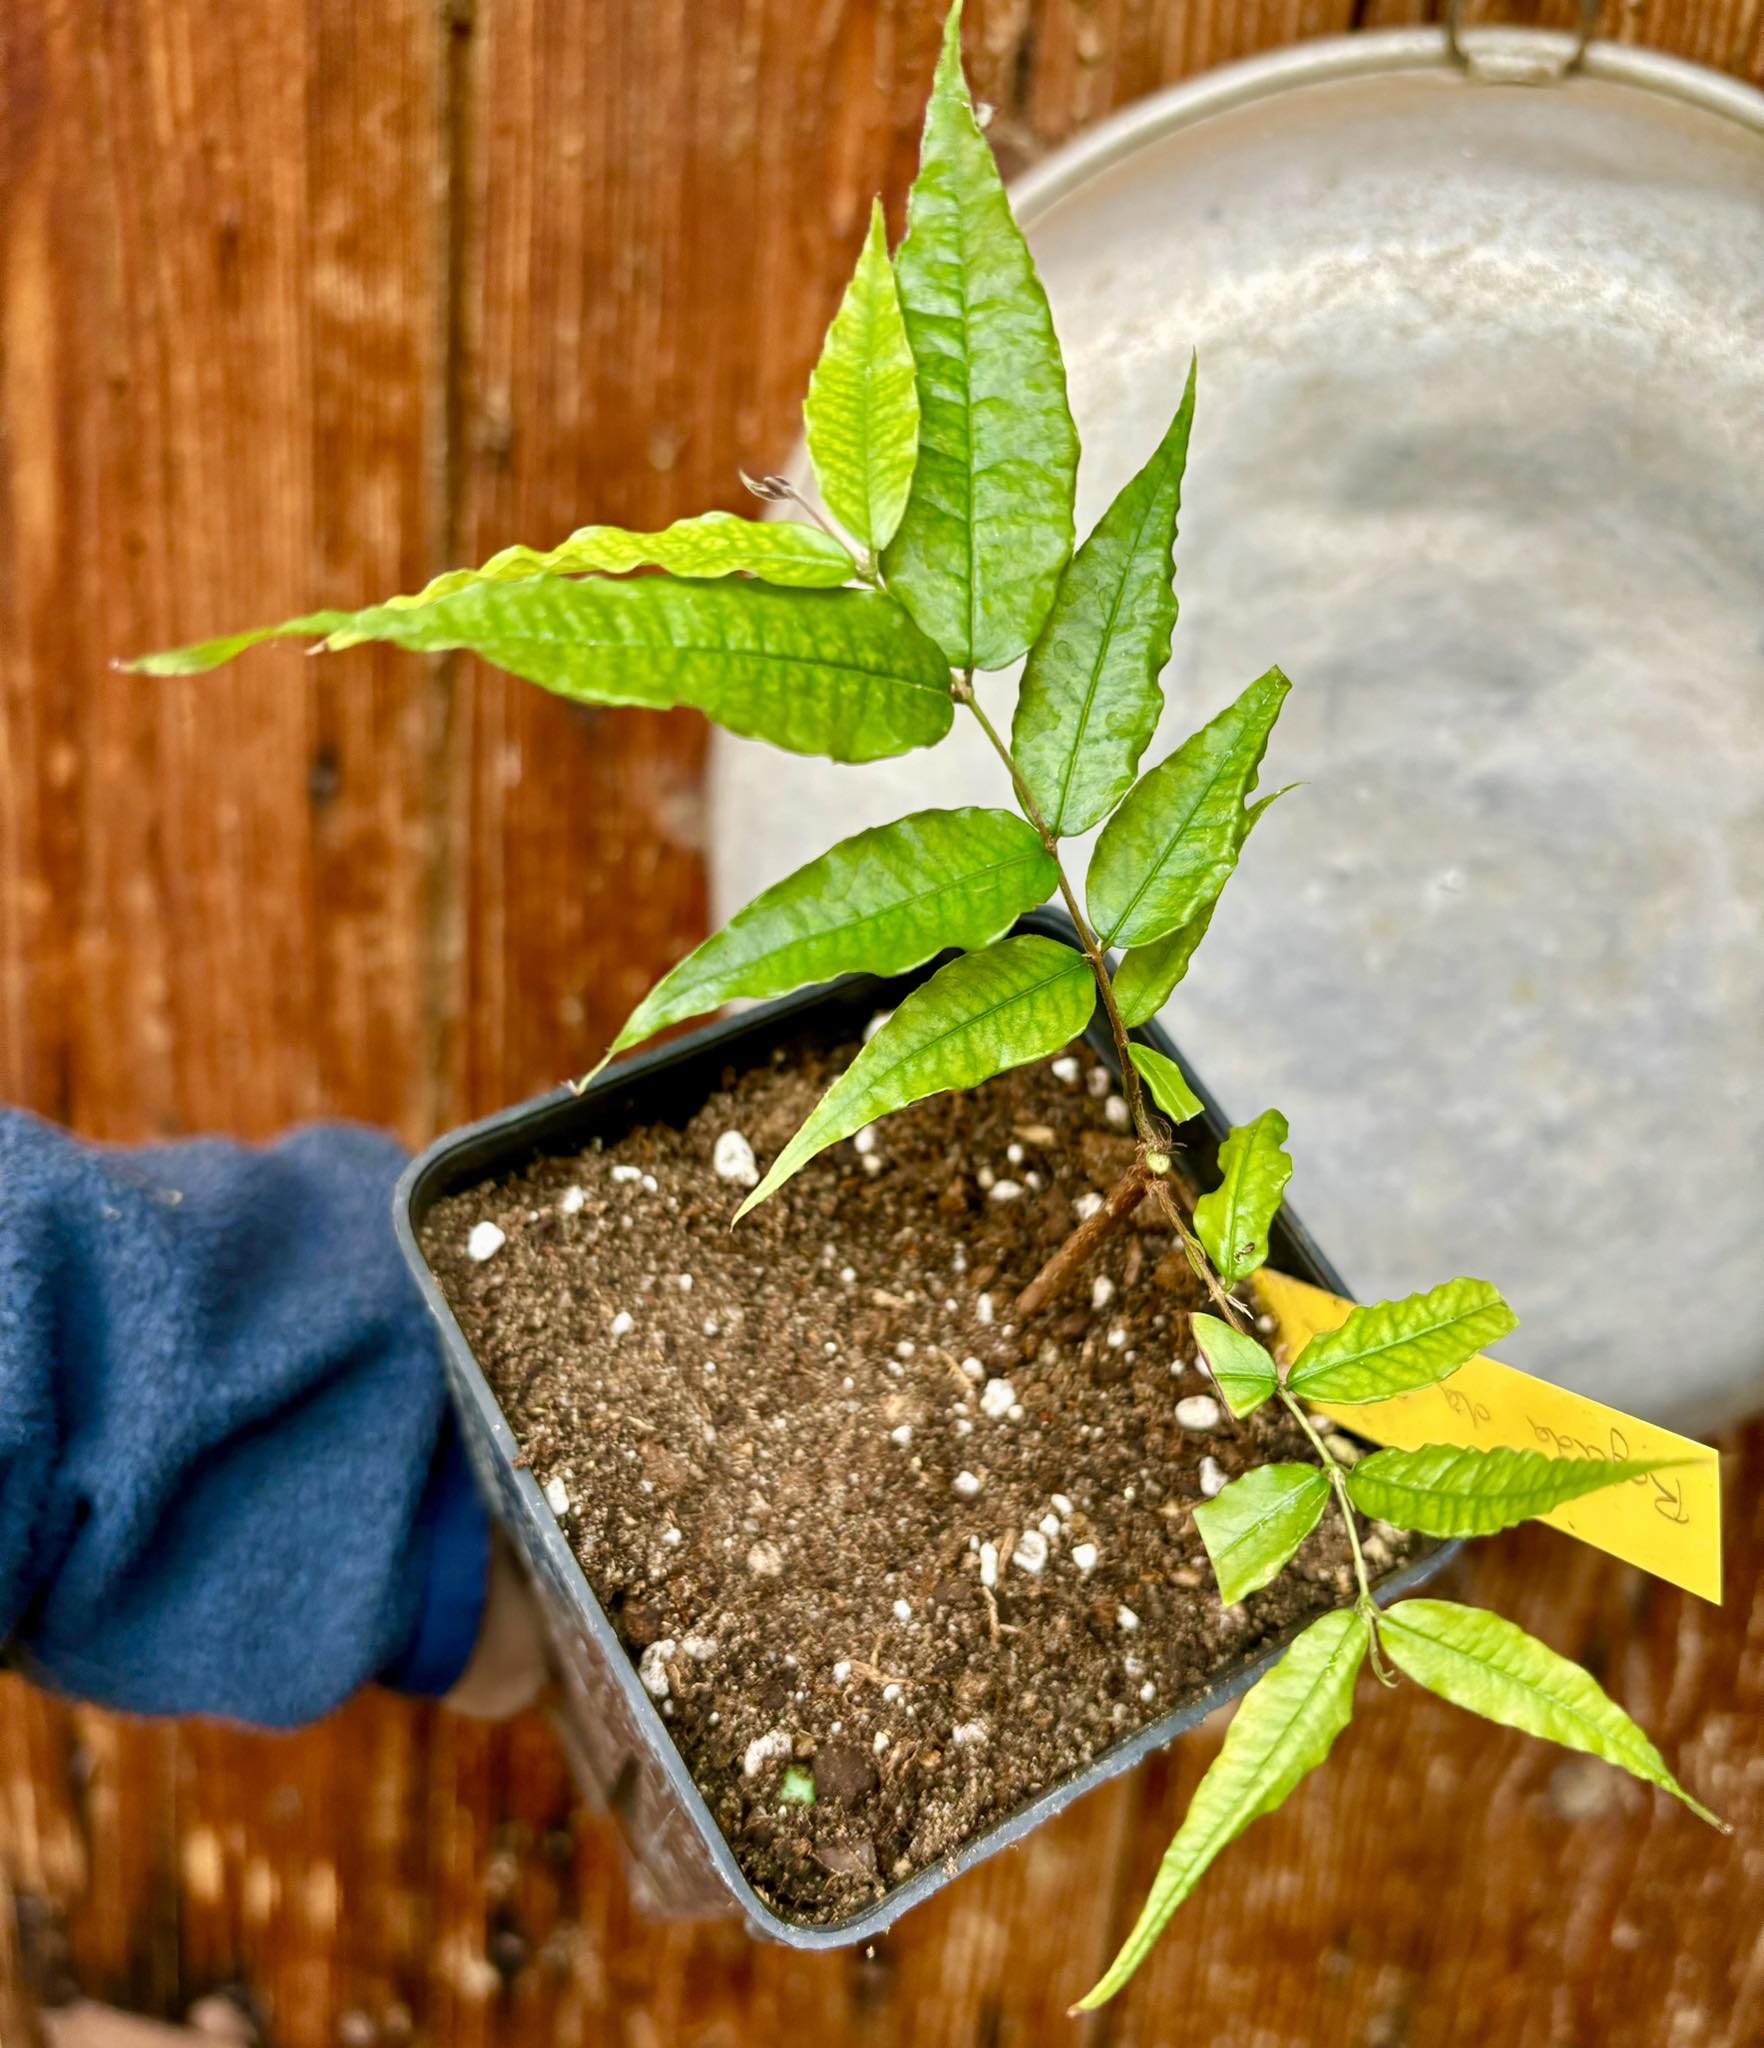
[1074,1608,1369,2010]
[125,516,858,675]
[1113,792,1281,1026]
[1128,1043,1202,1126]
[736,934,1094,1219]
[134,577,953,764]
[1193,1109,1292,1283]
[881,2,1078,670]
[1195,1465,1330,1606]
[1381,1600,1723,1828]
[1346,1445,1675,1539]
[1086,669,1289,948]
[1192,1313,1279,1419]
[1287,1279,1516,1406]
[595,808,1055,1072]
[805,199,921,554]
[1012,360,1196,834]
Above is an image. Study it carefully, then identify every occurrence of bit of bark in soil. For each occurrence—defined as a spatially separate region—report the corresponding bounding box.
[423,1037,1419,1923]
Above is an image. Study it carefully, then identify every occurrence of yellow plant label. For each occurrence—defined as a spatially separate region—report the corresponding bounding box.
[1253,1270,1722,1603]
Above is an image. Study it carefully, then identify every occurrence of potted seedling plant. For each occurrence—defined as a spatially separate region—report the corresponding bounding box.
[133,1,1721,2005]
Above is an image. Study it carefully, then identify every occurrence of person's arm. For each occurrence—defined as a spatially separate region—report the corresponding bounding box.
[0,1109,497,1727]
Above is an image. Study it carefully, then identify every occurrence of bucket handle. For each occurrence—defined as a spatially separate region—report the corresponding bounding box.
[1446,0,1599,83]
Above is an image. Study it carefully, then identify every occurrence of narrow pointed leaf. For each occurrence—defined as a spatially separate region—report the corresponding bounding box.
[1193,1109,1292,1284]
[881,1,1079,670]
[1075,1608,1368,2010]
[126,515,858,674]
[1012,360,1196,834]
[805,198,921,554]
[1346,1445,1674,1539]
[359,511,857,615]
[1381,1600,1723,1828]
[1113,793,1281,1026]
[1194,1464,1330,1605]
[597,808,1055,1068]
[736,934,1094,1218]
[1128,1042,1202,1126]
[135,577,954,764]
[1287,1279,1517,1406]
[1086,668,1289,948]
[1191,1313,1279,1420]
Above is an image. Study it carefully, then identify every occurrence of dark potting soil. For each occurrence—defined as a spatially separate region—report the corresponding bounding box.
[423,1035,1418,1923]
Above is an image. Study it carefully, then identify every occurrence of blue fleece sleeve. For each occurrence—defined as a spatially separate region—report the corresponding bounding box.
[0,1110,489,1728]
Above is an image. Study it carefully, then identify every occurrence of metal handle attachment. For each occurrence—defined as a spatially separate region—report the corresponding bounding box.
[1446,0,1599,83]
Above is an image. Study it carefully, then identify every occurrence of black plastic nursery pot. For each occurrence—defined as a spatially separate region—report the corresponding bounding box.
[394,908,1457,1946]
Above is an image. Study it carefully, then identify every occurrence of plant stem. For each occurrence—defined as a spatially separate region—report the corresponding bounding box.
[951,675,1156,1148]
[1276,1384,1390,1670]
[1015,1164,1149,1317]
[1147,1176,1249,1333]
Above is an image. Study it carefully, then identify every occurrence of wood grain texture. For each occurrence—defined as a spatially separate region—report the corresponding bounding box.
[2,2,1761,2043]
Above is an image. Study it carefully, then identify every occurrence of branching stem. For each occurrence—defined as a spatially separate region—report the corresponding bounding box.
[1277,1384,1393,1679]
[1015,1164,1149,1317]
[951,674,1156,1149]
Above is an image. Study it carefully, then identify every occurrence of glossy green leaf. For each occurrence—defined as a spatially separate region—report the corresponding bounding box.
[1287,1279,1517,1406]
[1191,1312,1279,1420]
[126,515,858,675]
[1194,1464,1330,1606]
[1075,1608,1369,2010]
[356,511,857,617]
[596,808,1055,1071]
[134,577,954,764]
[804,198,921,555]
[1112,793,1281,1027]
[1127,1042,1202,1126]
[1012,360,1196,835]
[1381,1600,1723,1829]
[1193,1109,1292,1284]
[1347,1445,1673,1539]
[736,933,1095,1218]
[1086,668,1289,948]
[881,2,1079,671]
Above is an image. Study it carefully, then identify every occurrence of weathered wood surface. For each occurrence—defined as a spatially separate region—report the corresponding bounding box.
[2,2,1760,2042]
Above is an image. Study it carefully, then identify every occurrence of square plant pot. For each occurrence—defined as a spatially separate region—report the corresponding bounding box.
[393,908,1456,1945]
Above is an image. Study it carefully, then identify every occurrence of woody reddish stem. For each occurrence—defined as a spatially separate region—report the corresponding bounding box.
[1015,1165,1149,1318]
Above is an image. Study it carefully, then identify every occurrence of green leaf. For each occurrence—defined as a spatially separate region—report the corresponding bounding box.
[1287,1279,1517,1406]
[1075,1608,1369,2010]
[134,577,954,764]
[1193,1109,1292,1284]
[1381,1600,1724,1829]
[881,1,1079,671]
[1194,1464,1331,1606]
[125,514,859,674]
[357,510,857,615]
[736,933,1095,1218]
[1127,1042,1202,1126]
[1086,668,1289,948]
[1112,793,1281,1027]
[804,198,921,555]
[125,609,363,677]
[1191,1312,1279,1420]
[596,807,1055,1070]
[1346,1445,1675,1539]
[1012,360,1196,835]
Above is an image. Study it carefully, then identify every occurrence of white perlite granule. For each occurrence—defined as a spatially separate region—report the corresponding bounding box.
[467,1221,505,1262]
[712,1130,759,1187]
